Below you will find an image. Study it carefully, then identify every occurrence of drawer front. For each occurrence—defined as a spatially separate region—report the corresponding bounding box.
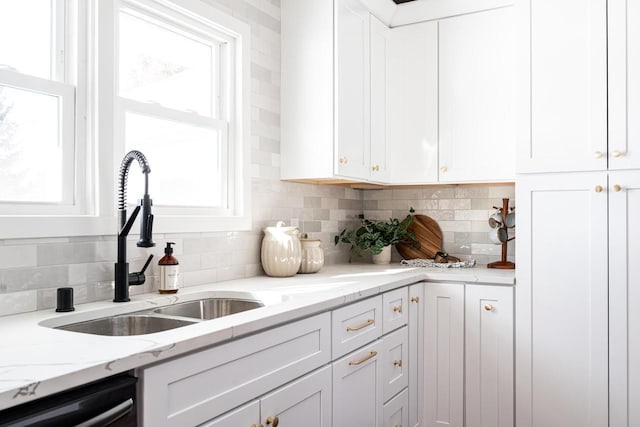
[332,296,383,359]
[382,326,409,403]
[383,287,409,334]
[383,388,409,427]
[140,312,331,427]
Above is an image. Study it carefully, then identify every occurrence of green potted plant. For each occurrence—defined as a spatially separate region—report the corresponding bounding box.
[334,208,419,264]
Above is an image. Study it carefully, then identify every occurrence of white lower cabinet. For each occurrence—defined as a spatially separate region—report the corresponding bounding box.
[424,282,514,427]
[202,366,331,427]
[424,283,464,427]
[333,340,384,427]
[408,283,424,427]
[382,326,409,403]
[138,313,330,426]
[465,285,514,427]
[383,388,409,427]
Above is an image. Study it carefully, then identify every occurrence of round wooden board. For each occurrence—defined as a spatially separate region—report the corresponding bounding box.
[396,214,443,260]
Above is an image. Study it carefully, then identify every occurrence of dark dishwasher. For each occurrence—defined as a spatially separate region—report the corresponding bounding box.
[0,374,137,427]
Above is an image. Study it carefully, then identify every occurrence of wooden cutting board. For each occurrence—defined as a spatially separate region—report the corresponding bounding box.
[396,214,443,260]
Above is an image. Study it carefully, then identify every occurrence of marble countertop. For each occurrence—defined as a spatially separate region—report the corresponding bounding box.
[0,263,514,411]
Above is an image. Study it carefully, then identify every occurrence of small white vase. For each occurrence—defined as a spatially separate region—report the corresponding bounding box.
[371,246,391,264]
[299,235,324,274]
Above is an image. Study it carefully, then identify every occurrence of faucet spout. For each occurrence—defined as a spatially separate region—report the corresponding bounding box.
[114,150,155,303]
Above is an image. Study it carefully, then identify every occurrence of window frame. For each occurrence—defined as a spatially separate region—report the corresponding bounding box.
[0,0,251,239]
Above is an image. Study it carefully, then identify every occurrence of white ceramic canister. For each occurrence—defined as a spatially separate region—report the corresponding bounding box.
[261,221,302,277]
[298,233,324,274]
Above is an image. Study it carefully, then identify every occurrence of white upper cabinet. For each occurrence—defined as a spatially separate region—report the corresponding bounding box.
[335,0,371,180]
[387,21,439,185]
[438,7,516,183]
[608,0,640,170]
[282,0,389,183]
[369,14,391,182]
[517,0,607,173]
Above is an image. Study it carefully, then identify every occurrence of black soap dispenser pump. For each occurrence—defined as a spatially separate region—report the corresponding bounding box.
[158,242,180,294]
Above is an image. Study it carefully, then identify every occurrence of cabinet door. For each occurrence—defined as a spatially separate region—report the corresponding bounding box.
[382,326,409,403]
[200,401,260,427]
[609,0,640,170]
[383,388,409,427]
[515,173,608,427]
[609,171,640,427]
[465,285,514,427]
[387,21,438,185]
[423,282,464,427]
[335,0,370,180]
[408,284,424,427]
[439,7,515,183]
[369,14,390,183]
[517,0,607,173]
[260,366,332,427]
[333,340,383,427]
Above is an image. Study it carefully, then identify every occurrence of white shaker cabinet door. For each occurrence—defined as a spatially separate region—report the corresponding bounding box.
[609,0,640,170]
[465,285,514,427]
[387,21,438,185]
[516,0,607,173]
[516,173,608,427]
[423,282,464,427]
[438,7,516,183]
[335,0,370,180]
[200,401,259,427]
[609,171,640,427]
[369,14,390,183]
[408,283,424,427]
[260,366,332,427]
[333,340,384,427]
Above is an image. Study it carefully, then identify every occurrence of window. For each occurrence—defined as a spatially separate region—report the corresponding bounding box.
[0,0,80,214]
[0,0,251,238]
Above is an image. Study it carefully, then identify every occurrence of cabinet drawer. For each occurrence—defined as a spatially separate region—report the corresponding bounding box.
[383,388,409,427]
[139,312,331,427]
[383,287,409,334]
[382,326,409,403]
[332,296,383,359]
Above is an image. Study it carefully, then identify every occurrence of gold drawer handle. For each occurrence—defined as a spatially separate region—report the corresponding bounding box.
[410,296,419,303]
[266,416,279,427]
[595,185,604,193]
[346,318,374,332]
[484,304,493,311]
[348,350,378,366]
[392,305,402,313]
[393,359,402,367]
[251,424,264,427]
[613,184,622,192]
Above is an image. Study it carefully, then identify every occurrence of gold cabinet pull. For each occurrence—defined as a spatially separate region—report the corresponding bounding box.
[251,424,264,427]
[339,157,348,165]
[266,416,279,427]
[372,165,380,171]
[484,304,493,311]
[440,166,448,173]
[346,318,374,332]
[410,296,419,303]
[612,150,624,158]
[595,185,604,193]
[393,359,402,367]
[392,305,402,313]
[613,184,622,192]
[348,350,378,366]
[594,151,604,159]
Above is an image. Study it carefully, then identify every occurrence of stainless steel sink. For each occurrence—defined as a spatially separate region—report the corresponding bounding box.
[55,314,197,336]
[153,298,264,320]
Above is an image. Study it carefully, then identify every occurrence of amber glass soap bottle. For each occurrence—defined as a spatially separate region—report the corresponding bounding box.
[158,242,180,294]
